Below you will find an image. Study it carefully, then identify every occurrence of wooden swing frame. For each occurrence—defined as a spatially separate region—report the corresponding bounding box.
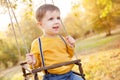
[20,59,85,80]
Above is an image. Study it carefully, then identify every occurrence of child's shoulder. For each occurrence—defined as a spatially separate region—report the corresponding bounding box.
[31,37,41,45]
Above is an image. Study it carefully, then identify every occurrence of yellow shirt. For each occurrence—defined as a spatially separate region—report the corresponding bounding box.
[30,35,74,74]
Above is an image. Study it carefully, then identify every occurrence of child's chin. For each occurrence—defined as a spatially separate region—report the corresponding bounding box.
[54,33,59,35]
[54,31,59,34]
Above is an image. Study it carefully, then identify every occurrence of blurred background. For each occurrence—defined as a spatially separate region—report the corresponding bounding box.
[0,0,120,80]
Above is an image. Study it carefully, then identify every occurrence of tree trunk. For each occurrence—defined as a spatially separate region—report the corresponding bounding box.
[106,20,112,36]
[106,29,111,36]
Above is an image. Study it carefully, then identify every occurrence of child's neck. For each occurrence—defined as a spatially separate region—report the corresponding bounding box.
[44,34,58,38]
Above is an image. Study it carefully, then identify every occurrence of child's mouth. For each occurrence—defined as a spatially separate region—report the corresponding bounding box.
[53,26,59,30]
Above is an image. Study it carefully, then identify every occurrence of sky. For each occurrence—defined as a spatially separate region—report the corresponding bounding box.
[0,0,74,32]
[0,14,9,31]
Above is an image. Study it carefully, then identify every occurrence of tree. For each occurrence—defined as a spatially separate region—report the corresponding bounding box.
[64,0,118,38]
[82,0,113,36]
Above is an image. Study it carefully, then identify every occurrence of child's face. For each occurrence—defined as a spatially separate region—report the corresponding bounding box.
[40,10,61,36]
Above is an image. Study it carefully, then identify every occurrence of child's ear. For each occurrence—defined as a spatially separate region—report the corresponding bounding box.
[37,22,42,26]
[37,22,44,29]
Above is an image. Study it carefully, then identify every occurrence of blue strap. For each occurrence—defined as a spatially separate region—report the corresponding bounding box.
[38,38,48,74]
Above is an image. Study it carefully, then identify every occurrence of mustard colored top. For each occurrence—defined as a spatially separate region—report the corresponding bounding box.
[30,35,74,74]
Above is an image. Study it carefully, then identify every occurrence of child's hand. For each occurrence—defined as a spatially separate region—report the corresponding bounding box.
[26,53,36,65]
[66,35,76,48]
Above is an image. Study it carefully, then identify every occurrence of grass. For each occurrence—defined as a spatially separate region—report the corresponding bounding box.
[75,32,120,53]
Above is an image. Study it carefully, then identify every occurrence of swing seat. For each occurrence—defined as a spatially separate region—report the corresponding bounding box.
[20,59,85,80]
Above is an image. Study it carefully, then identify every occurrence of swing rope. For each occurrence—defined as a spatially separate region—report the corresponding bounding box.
[6,0,35,76]
[6,0,22,62]
[7,0,36,70]
[7,0,29,54]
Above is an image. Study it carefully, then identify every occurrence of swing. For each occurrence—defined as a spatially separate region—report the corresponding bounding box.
[20,36,85,80]
[6,0,85,80]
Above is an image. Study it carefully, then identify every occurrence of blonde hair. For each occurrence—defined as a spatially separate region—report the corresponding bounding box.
[36,4,60,22]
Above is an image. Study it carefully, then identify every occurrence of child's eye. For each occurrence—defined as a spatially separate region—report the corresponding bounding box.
[49,17,53,20]
[57,17,60,20]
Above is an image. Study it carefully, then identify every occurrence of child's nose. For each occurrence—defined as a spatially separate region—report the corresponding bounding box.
[54,19,59,23]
